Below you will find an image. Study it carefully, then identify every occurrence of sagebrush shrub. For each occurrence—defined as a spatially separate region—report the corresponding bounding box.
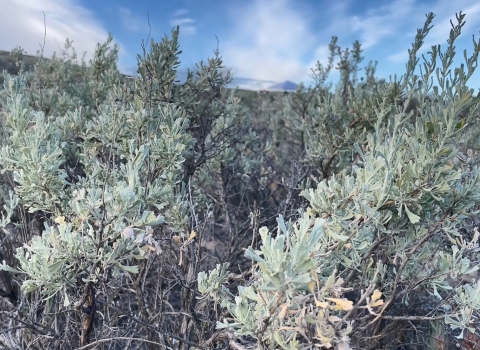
[0,11,479,350]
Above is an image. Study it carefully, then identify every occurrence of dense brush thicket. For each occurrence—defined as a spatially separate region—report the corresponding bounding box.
[1,11,480,350]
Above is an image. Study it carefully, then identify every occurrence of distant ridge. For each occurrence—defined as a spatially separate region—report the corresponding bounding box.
[268,80,298,92]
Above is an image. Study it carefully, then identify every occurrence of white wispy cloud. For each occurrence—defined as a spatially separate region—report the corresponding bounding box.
[171,18,194,26]
[0,0,131,73]
[1,0,102,57]
[222,0,315,85]
[350,0,416,50]
[170,10,196,35]
[301,0,418,75]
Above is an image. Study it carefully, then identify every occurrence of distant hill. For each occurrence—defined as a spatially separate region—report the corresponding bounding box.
[268,80,298,92]
[0,50,41,76]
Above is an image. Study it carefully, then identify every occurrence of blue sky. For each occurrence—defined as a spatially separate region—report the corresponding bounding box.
[1,0,480,91]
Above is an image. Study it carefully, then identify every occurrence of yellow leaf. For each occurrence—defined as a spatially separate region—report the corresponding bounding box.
[54,216,65,225]
[316,300,329,308]
[370,299,384,307]
[278,303,288,320]
[316,327,331,343]
[368,289,384,307]
[325,297,353,311]
[308,281,315,292]
[371,289,382,302]
[328,315,342,323]
[188,230,196,242]
[368,291,383,308]
[172,236,181,243]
